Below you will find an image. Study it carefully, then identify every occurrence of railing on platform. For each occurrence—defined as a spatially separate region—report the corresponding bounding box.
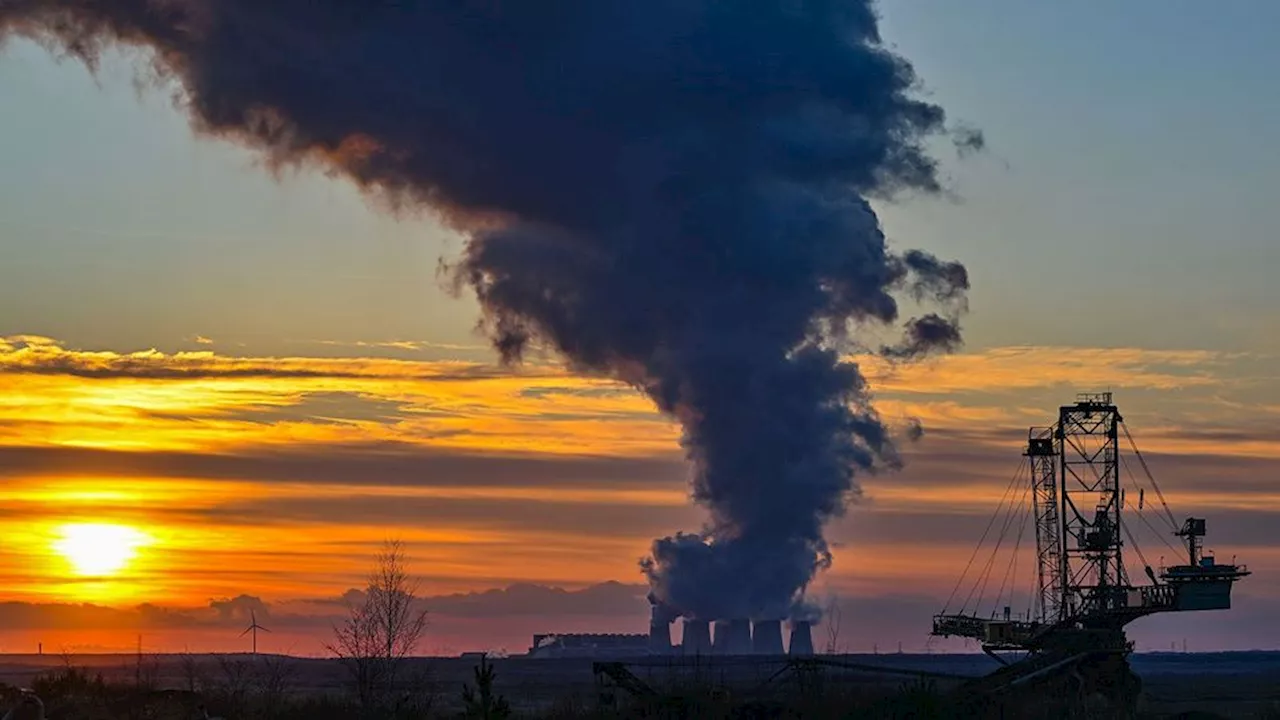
[931,614,988,640]
[1137,584,1177,608]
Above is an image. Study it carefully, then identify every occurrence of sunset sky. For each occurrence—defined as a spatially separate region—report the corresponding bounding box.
[1,1,1279,655]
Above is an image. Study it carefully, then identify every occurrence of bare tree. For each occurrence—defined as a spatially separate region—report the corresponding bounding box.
[177,651,205,694]
[215,655,254,717]
[327,539,430,709]
[824,596,843,655]
[252,654,296,717]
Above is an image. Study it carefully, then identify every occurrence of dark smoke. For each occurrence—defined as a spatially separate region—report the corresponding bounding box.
[882,313,964,360]
[1,1,970,622]
[904,418,926,443]
[899,250,970,305]
[952,125,987,158]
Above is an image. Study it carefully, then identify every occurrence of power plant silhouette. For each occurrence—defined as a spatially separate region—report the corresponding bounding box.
[528,610,813,659]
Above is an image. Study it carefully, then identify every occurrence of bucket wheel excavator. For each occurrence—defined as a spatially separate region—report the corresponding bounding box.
[930,393,1250,713]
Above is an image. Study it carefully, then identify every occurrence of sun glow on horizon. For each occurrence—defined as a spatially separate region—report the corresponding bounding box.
[53,523,150,578]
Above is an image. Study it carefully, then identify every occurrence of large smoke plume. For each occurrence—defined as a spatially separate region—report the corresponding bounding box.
[2,1,971,622]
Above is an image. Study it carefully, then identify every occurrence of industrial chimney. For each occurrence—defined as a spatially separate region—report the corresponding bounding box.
[682,619,711,655]
[751,619,785,655]
[788,620,815,656]
[648,606,672,654]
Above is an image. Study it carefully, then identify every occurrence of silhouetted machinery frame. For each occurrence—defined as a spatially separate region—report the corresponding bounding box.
[932,393,1250,687]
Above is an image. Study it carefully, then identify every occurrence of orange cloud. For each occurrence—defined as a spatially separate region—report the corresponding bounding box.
[0,337,1266,459]
[0,335,674,455]
[0,335,1275,629]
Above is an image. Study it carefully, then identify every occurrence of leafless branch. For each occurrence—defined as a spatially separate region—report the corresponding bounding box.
[326,538,430,709]
[824,596,843,655]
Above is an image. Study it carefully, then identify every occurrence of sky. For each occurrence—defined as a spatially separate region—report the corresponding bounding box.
[0,0,1278,655]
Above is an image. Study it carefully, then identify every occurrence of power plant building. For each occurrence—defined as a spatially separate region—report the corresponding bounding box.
[527,633,651,659]
[752,619,785,655]
[682,619,712,654]
[531,617,814,658]
[789,620,815,656]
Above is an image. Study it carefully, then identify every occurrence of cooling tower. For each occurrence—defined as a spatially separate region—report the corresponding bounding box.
[648,608,672,654]
[715,618,752,655]
[711,619,733,654]
[682,619,711,655]
[788,620,815,656]
[751,619,785,655]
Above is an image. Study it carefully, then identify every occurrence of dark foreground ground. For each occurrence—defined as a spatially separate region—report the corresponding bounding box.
[0,651,1278,718]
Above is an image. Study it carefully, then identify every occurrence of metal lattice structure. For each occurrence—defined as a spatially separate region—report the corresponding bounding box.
[1026,427,1061,624]
[1056,393,1127,620]
[932,392,1250,660]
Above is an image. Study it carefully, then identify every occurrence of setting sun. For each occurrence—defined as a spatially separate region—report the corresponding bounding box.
[53,523,150,577]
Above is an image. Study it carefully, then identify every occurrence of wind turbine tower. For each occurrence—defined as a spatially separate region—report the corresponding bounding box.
[240,610,271,655]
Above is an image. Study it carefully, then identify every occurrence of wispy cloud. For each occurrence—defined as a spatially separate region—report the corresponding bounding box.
[0,336,1276,646]
[0,335,671,455]
[0,337,1272,460]
[311,338,490,353]
[0,334,520,380]
[858,345,1244,395]
[0,581,652,633]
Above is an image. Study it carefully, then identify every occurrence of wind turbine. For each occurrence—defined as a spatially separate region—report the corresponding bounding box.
[240,610,270,655]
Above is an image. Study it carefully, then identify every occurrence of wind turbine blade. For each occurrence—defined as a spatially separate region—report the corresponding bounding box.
[240,627,252,637]
[258,625,272,633]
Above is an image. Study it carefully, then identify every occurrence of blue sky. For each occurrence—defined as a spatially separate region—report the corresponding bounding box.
[877,0,1280,352]
[0,38,475,354]
[1,0,1278,356]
